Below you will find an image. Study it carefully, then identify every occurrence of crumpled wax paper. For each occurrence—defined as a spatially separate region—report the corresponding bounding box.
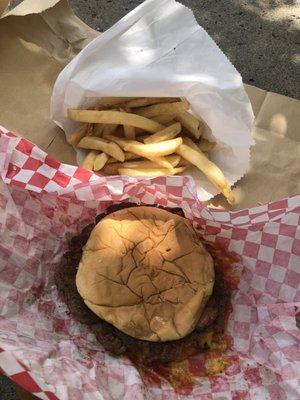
[0,127,299,400]
[51,0,254,201]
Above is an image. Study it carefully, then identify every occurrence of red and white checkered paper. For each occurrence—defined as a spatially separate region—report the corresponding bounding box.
[0,127,299,400]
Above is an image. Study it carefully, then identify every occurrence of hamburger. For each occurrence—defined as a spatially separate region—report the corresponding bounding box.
[55,203,230,364]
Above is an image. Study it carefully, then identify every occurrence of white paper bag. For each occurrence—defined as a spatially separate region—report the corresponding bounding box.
[51,0,254,201]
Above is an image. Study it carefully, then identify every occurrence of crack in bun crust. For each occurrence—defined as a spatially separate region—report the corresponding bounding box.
[76,206,214,341]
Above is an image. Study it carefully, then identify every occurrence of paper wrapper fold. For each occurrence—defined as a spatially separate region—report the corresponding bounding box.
[50,0,254,201]
[0,127,299,400]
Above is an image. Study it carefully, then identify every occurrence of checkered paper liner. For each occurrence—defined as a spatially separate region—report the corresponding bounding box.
[0,128,299,400]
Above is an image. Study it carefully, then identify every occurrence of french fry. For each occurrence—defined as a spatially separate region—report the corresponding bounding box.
[123,125,136,139]
[78,136,125,162]
[183,137,216,154]
[182,137,201,152]
[175,111,203,139]
[106,134,180,167]
[143,122,181,144]
[149,157,173,169]
[67,124,88,146]
[96,97,136,108]
[198,139,216,152]
[94,152,109,171]
[124,137,183,158]
[103,135,136,149]
[82,150,98,170]
[120,97,179,108]
[103,162,184,176]
[136,101,189,118]
[121,154,172,168]
[116,155,181,170]
[152,114,175,125]
[118,107,136,139]
[102,124,118,136]
[166,154,181,167]
[135,114,175,135]
[68,109,164,133]
[132,116,174,136]
[176,143,234,204]
[118,166,186,177]
[106,152,140,164]
[102,160,162,172]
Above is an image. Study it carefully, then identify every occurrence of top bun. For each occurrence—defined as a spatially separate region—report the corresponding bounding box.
[76,206,214,342]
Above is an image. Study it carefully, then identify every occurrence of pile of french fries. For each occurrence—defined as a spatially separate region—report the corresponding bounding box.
[67,97,234,204]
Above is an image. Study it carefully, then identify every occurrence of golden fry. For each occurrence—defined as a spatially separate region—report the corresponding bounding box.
[94,152,109,171]
[68,109,164,133]
[103,160,165,172]
[148,157,173,169]
[118,166,186,177]
[176,143,234,204]
[136,101,188,118]
[107,152,140,164]
[152,114,175,125]
[175,111,203,139]
[135,114,175,135]
[183,137,216,154]
[78,136,125,162]
[105,135,175,168]
[116,155,181,170]
[182,137,200,152]
[96,97,136,108]
[166,154,181,167]
[104,158,179,172]
[124,137,183,158]
[120,97,178,108]
[67,124,88,146]
[82,150,98,170]
[143,122,181,144]
[118,107,136,139]
[103,134,136,149]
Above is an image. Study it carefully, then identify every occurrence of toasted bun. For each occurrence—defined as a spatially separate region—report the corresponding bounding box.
[76,206,214,341]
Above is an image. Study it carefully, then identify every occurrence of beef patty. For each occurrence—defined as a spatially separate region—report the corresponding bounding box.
[55,203,230,364]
